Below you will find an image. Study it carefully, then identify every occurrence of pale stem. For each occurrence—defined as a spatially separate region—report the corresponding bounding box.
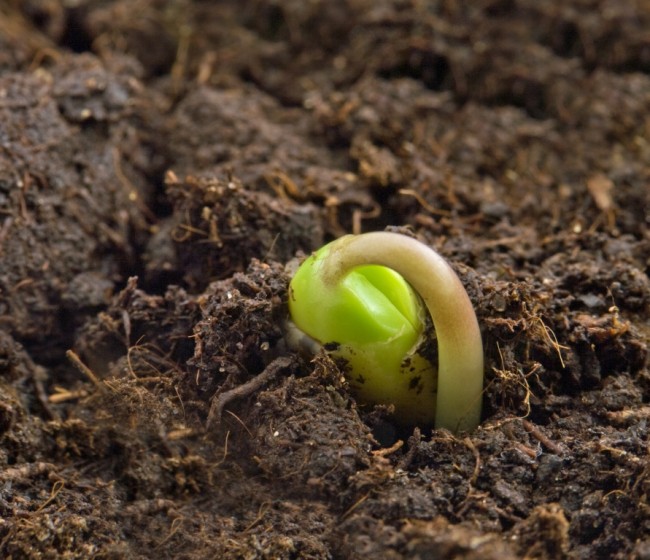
[322,232,484,433]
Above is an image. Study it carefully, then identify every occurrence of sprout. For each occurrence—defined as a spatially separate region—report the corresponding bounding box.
[287,231,483,433]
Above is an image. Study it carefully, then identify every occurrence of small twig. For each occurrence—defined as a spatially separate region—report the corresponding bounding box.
[513,441,538,460]
[341,492,370,520]
[243,502,271,533]
[372,439,404,457]
[155,516,184,549]
[206,356,294,429]
[522,419,564,455]
[224,410,253,437]
[48,388,88,404]
[65,350,105,393]
[215,430,230,466]
[36,480,64,512]
[166,427,195,441]
[606,406,650,426]
[0,217,12,255]
[462,437,481,485]
[398,427,422,470]
[32,365,59,420]
[398,188,452,216]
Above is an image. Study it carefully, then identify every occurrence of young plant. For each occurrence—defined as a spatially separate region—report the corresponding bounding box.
[287,231,483,433]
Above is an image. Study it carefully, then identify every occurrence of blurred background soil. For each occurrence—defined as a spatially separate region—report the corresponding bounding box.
[0,1,648,558]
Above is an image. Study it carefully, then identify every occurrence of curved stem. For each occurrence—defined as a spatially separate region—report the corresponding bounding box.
[322,232,484,433]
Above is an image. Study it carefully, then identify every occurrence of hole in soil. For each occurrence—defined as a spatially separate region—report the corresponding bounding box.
[371,419,399,447]
[244,3,288,42]
[0,403,14,437]
[550,20,582,58]
[27,7,58,34]
[486,80,548,120]
[483,0,517,17]
[59,8,93,53]
[379,49,452,92]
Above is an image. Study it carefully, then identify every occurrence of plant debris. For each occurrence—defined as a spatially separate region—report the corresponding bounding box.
[0,1,648,559]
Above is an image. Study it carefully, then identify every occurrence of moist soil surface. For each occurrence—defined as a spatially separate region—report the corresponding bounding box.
[0,1,649,559]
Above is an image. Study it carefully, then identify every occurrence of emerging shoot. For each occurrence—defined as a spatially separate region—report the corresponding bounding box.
[287,231,483,433]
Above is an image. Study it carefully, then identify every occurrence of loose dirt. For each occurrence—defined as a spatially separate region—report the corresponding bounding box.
[0,1,648,558]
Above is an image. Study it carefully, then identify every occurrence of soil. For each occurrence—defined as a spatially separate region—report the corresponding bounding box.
[0,1,648,558]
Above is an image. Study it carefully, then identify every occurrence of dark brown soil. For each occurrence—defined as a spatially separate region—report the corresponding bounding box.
[1,1,648,558]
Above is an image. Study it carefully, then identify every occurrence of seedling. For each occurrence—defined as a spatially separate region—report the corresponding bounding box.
[287,231,483,433]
